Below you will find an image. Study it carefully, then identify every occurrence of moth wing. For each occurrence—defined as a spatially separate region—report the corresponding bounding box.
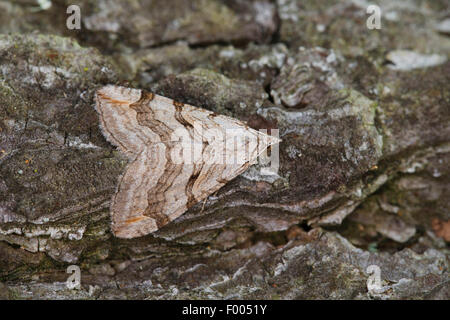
[148,95,280,211]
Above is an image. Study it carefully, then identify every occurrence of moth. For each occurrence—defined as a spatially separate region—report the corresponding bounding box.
[95,85,280,238]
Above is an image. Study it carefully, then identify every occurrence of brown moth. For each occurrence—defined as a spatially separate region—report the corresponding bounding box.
[95,85,280,238]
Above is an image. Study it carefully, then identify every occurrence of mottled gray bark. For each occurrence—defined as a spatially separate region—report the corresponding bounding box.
[0,0,448,299]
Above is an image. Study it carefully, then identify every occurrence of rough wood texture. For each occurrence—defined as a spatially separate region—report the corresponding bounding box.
[96,85,280,238]
[0,0,449,300]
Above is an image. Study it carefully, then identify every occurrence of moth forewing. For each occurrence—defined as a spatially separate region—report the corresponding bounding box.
[95,85,280,238]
